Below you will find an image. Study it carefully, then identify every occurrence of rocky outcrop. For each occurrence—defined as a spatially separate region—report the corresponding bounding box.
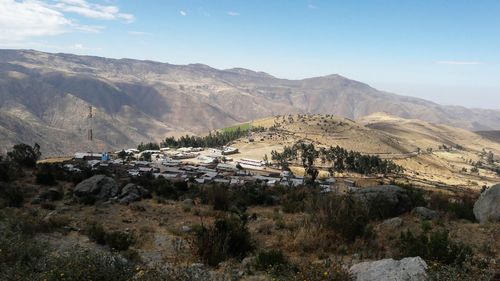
[350,257,428,281]
[352,185,412,217]
[473,184,500,223]
[73,175,119,202]
[118,183,151,204]
[412,207,439,220]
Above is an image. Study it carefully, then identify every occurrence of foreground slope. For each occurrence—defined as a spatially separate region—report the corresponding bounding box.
[1,49,499,155]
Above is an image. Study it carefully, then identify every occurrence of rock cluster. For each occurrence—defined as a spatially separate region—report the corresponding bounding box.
[73,175,119,202]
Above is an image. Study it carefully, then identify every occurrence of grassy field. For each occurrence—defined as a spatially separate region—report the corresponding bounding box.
[222,122,251,133]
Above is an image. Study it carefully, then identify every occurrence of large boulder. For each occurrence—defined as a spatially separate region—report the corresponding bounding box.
[352,185,412,217]
[350,257,428,281]
[73,175,119,202]
[473,184,500,223]
[119,183,151,204]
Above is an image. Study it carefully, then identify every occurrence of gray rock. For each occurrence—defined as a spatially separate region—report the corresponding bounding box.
[73,175,119,202]
[119,183,151,204]
[350,257,428,281]
[474,184,500,223]
[382,217,403,227]
[32,187,63,204]
[182,198,194,206]
[412,207,439,220]
[181,225,191,232]
[352,185,412,217]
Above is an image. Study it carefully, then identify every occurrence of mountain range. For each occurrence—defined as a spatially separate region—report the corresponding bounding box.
[0,49,499,156]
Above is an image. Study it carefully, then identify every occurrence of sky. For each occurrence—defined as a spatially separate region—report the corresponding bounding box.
[1,0,499,110]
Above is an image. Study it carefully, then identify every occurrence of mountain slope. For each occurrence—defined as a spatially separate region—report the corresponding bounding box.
[0,49,499,156]
[232,114,500,188]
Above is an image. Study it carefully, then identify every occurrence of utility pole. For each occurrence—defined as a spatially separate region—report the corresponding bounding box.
[87,105,93,155]
[87,105,93,142]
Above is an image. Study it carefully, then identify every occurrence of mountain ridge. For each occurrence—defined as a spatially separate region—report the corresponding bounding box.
[0,49,499,156]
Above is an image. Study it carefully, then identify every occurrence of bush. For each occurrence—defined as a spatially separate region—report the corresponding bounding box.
[86,222,107,245]
[35,168,56,186]
[399,228,472,265]
[255,249,290,274]
[4,210,69,235]
[86,222,134,251]
[194,215,253,266]
[0,183,24,207]
[309,194,370,242]
[105,231,135,251]
[0,159,22,182]
[207,184,231,211]
[429,193,476,221]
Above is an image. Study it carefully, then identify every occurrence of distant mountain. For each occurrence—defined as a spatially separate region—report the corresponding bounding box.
[0,49,499,156]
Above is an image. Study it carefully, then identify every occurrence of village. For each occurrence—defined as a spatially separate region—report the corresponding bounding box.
[69,144,346,192]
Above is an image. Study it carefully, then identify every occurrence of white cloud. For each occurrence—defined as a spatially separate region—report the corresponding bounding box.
[52,0,135,23]
[128,31,152,36]
[227,11,240,16]
[436,61,483,65]
[71,42,101,50]
[307,4,317,9]
[179,10,187,16]
[0,0,71,41]
[0,0,134,42]
[74,24,105,33]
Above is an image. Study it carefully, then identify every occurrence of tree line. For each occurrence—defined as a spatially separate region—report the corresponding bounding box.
[271,142,403,179]
[136,127,265,151]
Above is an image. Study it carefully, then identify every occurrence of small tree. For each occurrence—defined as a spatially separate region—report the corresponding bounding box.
[487,151,495,164]
[7,143,41,168]
[117,150,127,160]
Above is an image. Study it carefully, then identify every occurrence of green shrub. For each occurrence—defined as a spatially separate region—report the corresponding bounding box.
[86,222,134,251]
[0,159,22,182]
[105,231,135,251]
[309,194,370,242]
[429,193,476,221]
[35,167,57,186]
[155,179,176,198]
[0,183,24,207]
[4,210,68,235]
[399,228,472,265]
[194,215,253,266]
[207,184,231,211]
[86,222,107,245]
[255,249,290,273]
[0,231,47,268]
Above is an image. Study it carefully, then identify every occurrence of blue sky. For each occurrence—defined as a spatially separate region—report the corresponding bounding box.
[1,0,499,109]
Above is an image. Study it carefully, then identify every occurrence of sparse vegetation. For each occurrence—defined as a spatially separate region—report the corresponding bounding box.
[193,215,253,266]
[86,222,135,251]
[399,227,472,265]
